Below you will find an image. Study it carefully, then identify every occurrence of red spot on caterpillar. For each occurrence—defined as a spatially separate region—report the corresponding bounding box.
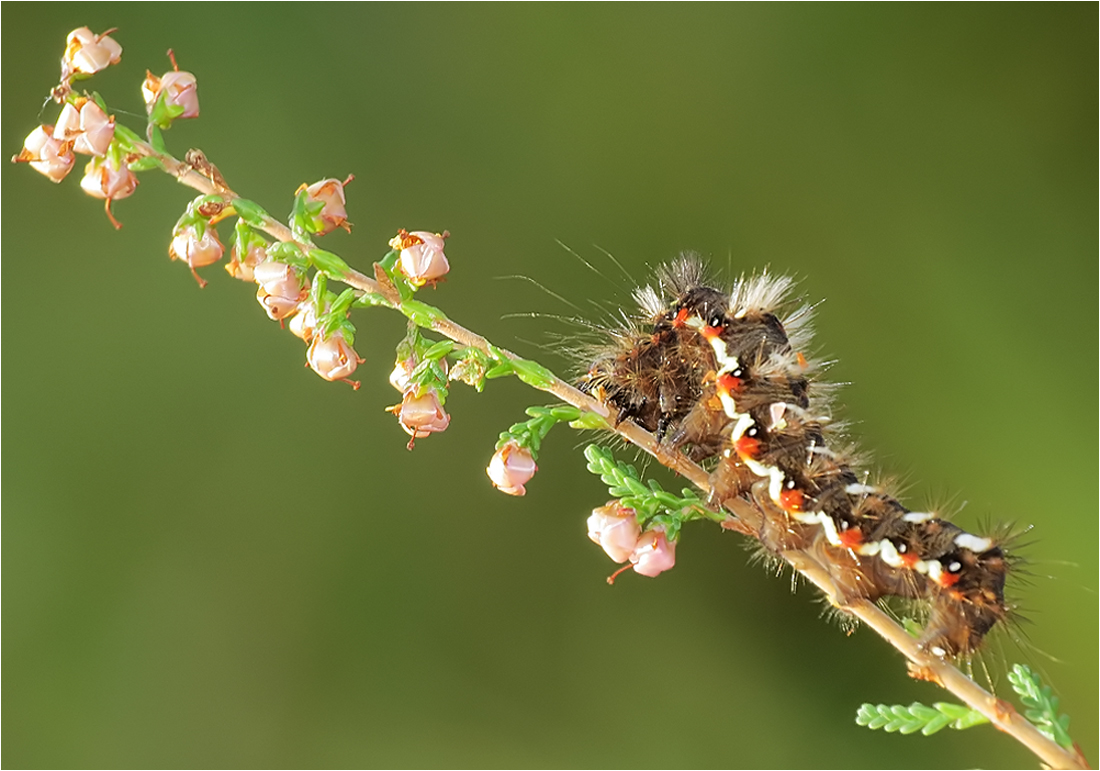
[735,435,760,459]
[901,552,921,569]
[796,351,808,369]
[702,324,722,338]
[938,569,961,588]
[779,487,804,513]
[672,307,690,328]
[716,372,742,394]
[838,527,863,549]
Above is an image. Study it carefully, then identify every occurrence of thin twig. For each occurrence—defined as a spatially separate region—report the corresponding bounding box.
[133,139,1085,770]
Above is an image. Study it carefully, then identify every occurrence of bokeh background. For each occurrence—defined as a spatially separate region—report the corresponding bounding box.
[3,4,1096,768]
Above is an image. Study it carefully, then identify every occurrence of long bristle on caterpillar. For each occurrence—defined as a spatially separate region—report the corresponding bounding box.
[577,253,1012,659]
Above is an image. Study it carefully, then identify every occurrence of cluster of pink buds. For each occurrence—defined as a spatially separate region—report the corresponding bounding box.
[487,440,537,496]
[14,29,134,227]
[56,98,116,157]
[389,230,450,287]
[20,30,121,180]
[587,502,676,581]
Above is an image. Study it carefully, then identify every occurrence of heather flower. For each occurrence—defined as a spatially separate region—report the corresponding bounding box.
[389,357,416,393]
[13,125,75,183]
[390,230,450,287]
[79,155,137,201]
[307,331,361,386]
[253,261,309,321]
[55,98,115,156]
[169,224,223,287]
[79,154,138,229]
[143,70,200,120]
[288,302,323,342]
[395,390,451,443]
[486,440,537,496]
[62,27,122,78]
[225,243,267,282]
[586,502,642,563]
[300,178,350,235]
[629,529,676,578]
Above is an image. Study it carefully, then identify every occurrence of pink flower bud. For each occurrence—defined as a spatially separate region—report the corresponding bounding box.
[307,332,362,386]
[629,529,676,578]
[389,357,416,393]
[143,70,199,119]
[486,441,537,496]
[586,502,642,563]
[395,390,451,441]
[54,103,81,140]
[79,155,137,201]
[255,285,298,321]
[288,302,322,342]
[226,243,267,282]
[13,125,75,183]
[62,27,122,77]
[301,178,350,235]
[388,356,447,393]
[253,261,309,321]
[56,99,115,156]
[390,230,450,287]
[169,224,223,287]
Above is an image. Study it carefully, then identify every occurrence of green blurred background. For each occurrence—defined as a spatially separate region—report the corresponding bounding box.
[3,4,1096,768]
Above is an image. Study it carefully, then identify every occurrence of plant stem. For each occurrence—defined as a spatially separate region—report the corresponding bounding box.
[132,137,1086,770]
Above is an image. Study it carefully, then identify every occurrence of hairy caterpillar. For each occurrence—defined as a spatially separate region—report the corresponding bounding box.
[578,255,1011,658]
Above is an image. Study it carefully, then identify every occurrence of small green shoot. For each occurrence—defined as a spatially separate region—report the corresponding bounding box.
[856,702,988,736]
[1009,664,1074,750]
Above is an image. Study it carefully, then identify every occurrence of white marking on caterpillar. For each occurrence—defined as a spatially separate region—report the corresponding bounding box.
[718,393,740,421]
[878,539,905,568]
[902,511,935,523]
[818,514,842,547]
[924,560,944,582]
[844,483,877,495]
[730,413,755,442]
[743,457,785,503]
[706,334,739,375]
[856,540,881,557]
[954,533,993,553]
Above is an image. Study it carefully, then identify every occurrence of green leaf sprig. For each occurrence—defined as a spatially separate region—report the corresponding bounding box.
[583,444,722,540]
